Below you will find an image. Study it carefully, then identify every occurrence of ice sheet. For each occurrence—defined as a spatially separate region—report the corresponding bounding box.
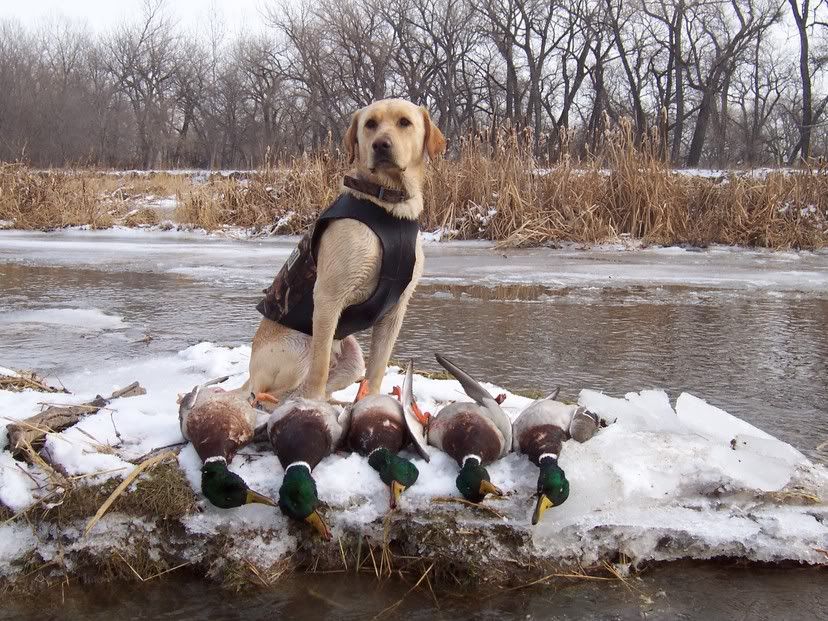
[1,343,826,576]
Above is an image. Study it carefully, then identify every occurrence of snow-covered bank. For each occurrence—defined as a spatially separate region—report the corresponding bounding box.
[1,343,825,587]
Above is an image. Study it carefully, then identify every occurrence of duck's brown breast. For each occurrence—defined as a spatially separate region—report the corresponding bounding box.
[186,401,255,463]
[430,405,502,466]
[349,406,405,455]
[517,424,566,466]
[269,408,332,469]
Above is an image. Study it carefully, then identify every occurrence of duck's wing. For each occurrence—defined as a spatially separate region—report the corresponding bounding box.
[400,360,430,462]
[178,384,200,431]
[513,400,574,451]
[435,353,512,457]
[435,354,494,405]
[202,375,230,388]
[545,387,561,401]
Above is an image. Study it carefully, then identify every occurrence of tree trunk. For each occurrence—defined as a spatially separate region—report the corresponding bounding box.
[686,89,714,167]
[670,5,685,164]
[789,0,811,163]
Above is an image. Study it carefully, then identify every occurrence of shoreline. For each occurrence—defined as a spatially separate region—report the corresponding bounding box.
[2,155,826,250]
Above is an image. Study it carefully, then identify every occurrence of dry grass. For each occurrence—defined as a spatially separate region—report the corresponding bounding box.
[0,164,114,229]
[422,122,828,249]
[0,370,67,393]
[175,154,342,232]
[3,123,827,249]
[39,461,197,527]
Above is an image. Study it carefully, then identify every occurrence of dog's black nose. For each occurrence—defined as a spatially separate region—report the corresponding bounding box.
[372,138,392,154]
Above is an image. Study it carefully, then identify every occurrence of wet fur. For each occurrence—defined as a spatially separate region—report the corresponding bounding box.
[248,99,445,401]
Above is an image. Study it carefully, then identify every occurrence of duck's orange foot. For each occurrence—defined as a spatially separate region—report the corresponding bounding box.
[411,400,431,426]
[254,392,279,405]
[391,385,402,400]
[354,379,371,402]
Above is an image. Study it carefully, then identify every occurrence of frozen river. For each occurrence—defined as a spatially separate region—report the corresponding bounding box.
[1,229,826,457]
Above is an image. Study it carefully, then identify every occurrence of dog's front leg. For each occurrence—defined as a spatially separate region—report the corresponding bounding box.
[365,304,407,394]
[304,298,343,400]
[365,240,424,394]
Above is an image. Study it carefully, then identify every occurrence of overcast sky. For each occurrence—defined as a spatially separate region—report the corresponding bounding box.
[0,0,272,36]
[0,0,805,49]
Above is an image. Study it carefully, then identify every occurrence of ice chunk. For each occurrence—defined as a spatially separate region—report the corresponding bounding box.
[0,308,125,330]
[579,388,685,433]
[675,393,774,444]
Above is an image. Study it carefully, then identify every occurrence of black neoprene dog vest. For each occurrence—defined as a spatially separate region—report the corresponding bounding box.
[256,193,419,339]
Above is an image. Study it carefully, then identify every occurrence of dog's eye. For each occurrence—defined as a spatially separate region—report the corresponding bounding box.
[365,118,378,130]
[398,117,411,128]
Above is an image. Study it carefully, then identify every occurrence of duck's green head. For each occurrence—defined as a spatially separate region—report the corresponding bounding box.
[532,457,570,525]
[456,456,503,503]
[278,464,331,540]
[368,447,419,508]
[201,459,276,509]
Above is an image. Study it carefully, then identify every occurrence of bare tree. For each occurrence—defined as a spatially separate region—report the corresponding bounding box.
[106,0,182,167]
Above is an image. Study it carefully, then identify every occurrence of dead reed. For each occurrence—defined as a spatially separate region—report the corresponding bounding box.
[2,124,826,249]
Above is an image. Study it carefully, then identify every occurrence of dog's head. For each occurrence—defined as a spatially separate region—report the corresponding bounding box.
[343,98,446,174]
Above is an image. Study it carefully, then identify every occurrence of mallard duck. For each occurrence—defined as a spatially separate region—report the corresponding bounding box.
[424,354,512,503]
[267,398,350,540]
[512,392,599,524]
[178,378,278,509]
[344,361,427,508]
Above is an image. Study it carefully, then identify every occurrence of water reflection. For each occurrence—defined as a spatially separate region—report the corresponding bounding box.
[1,263,826,455]
[2,564,825,621]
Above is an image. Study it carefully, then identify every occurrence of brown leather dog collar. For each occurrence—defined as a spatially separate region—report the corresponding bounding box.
[343,175,409,203]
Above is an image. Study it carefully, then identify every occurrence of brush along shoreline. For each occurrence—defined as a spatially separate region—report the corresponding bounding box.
[1,128,826,250]
[1,345,827,595]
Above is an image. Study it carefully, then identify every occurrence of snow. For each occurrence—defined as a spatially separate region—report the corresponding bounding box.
[0,308,126,330]
[5,228,826,300]
[0,342,826,580]
[0,523,37,577]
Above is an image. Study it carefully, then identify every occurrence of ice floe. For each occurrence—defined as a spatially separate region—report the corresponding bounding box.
[0,308,126,330]
[0,342,825,583]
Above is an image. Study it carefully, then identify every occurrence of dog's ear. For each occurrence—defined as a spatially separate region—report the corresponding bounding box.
[421,107,446,159]
[344,110,360,164]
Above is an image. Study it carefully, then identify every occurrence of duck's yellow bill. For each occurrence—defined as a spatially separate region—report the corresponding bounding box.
[479,480,503,498]
[245,489,277,507]
[305,510,332,540]
[390,480,407,509]
[532,494,554,525]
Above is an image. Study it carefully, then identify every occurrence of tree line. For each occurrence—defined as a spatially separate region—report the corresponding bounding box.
[1,0,826,169]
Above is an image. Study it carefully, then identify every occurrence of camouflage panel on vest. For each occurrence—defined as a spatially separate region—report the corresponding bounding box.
[257,228,317,324]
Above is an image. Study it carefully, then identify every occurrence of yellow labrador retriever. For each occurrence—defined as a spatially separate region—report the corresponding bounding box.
[248,98,446,401]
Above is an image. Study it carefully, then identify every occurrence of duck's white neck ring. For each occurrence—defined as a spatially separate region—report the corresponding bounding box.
[286,461,311,472]
[539,453,558,463]
[462,454,482,466]
[204,456,227,464]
